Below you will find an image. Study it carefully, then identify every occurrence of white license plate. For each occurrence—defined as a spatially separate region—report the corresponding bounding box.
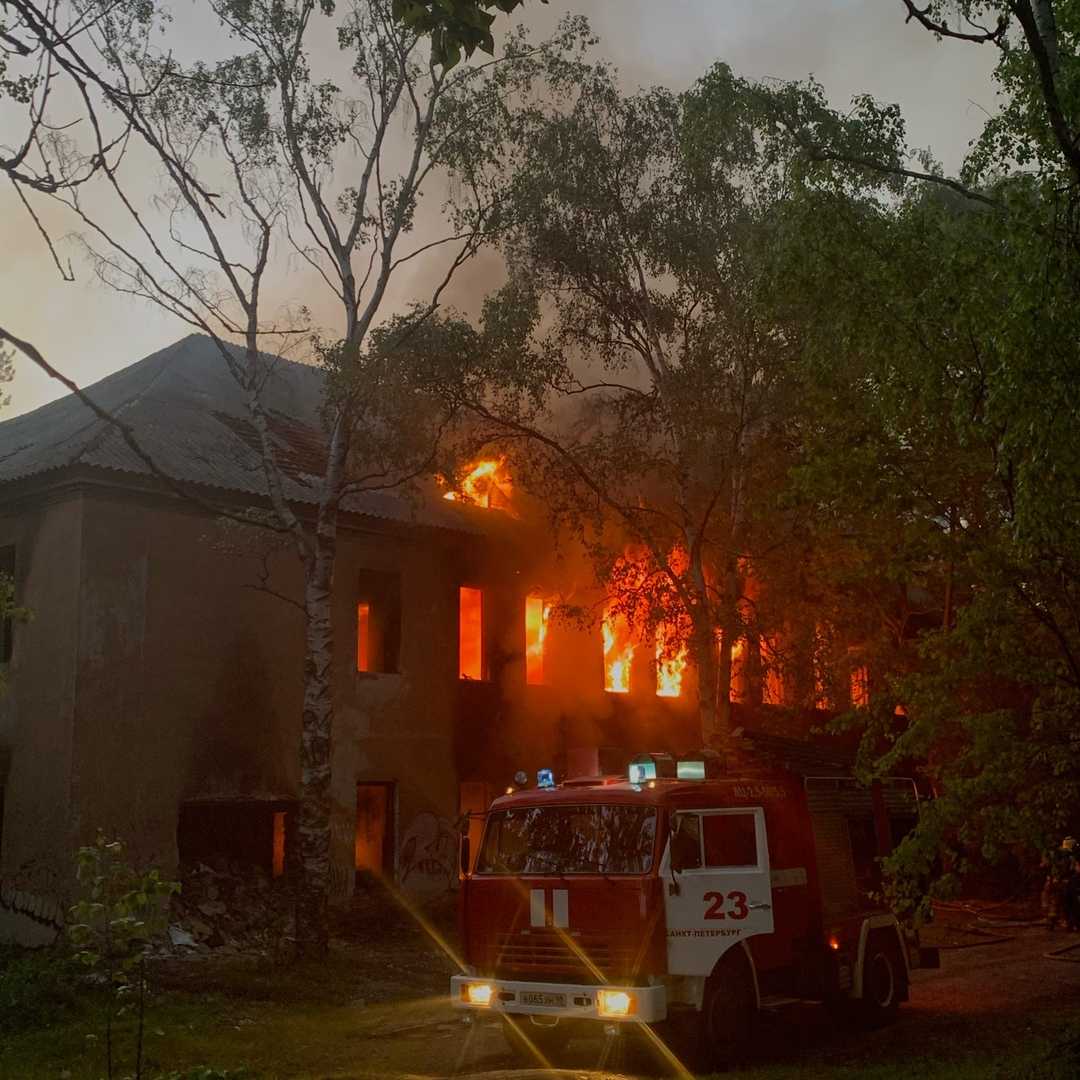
[520,991,566,1008]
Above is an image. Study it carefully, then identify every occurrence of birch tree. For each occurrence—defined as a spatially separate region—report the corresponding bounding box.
[415,61,807,747]
[8,0,586,949]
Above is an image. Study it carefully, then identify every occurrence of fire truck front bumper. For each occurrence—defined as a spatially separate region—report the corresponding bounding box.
[451,975,667,1023]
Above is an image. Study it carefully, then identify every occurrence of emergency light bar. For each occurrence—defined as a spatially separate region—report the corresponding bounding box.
[676,748,723,780]
[628,752,676,783]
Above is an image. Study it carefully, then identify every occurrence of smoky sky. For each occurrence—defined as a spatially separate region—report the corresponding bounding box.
[1,0,997,417]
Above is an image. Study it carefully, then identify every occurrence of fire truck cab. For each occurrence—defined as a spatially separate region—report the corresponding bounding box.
[451,748,938,1065]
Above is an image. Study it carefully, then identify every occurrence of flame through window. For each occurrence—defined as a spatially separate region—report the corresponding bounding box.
[476,805,658,875]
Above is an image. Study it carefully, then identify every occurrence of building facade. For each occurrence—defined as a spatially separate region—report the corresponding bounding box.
[0,335,863,944]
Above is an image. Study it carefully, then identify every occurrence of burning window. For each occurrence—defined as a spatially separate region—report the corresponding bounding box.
[459,586,484,680]
[761,634,785,705]
[442,458,511,509]
[357,602,371,671]
[724,634,749,703]
[813,623,834,709]
[525,595,550,685]
[356,570,401,674]
[655,621,688,698]
[272,811,286,878]
[850,665,870,708]
[602,608,636,693]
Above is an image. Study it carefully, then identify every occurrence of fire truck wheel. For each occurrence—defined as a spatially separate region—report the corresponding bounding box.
[499,1015,572,1063]
[857,931,905,1027]
[699,950,756,1070]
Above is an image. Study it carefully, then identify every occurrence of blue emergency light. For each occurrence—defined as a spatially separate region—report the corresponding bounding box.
[536,768,556,789]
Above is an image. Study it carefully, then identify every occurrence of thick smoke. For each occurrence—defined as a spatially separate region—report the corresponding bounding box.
[3,0,996,415]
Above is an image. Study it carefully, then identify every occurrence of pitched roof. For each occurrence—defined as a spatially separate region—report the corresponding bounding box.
[0,334,484,533]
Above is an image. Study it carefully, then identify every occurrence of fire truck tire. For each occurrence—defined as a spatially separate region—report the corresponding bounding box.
[499,1015,573,1063]
[699,949,756,1070]
[856,931,906,1028]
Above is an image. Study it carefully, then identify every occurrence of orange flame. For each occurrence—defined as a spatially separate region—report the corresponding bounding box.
[761,634,784,705]
[655,621,688,698]
[850,665,870,708]
[603,610,635,694]
[442,458,511,509]
[525,596,550,685]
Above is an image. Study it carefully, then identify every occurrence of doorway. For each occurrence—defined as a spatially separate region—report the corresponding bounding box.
[355,781,395,888]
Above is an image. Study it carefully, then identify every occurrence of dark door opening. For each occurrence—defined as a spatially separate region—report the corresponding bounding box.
[356,781,395,888]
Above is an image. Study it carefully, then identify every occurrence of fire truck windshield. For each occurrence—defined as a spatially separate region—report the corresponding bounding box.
[476,805,658,875]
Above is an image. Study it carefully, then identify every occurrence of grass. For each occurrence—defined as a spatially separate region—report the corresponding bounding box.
[0,986,462,1079]
[3,912,1079,1080]
[3,988,1078,1080]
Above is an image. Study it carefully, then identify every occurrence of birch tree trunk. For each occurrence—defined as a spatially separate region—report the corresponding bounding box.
[694,614,720,748]
[298,544,334,953]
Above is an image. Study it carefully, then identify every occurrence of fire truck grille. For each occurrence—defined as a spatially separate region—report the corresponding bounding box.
[494,930,638,981]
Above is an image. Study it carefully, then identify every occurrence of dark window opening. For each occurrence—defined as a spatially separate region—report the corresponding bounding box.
[177,800,294,878]
[703,813,759,868]
[356,781,395,887]
[0,546,15,664]
[356,570,401,674]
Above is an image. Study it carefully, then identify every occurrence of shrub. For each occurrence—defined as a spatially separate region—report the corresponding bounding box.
[0,943,80,1034]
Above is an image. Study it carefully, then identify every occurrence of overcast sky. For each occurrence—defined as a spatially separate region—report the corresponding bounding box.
[1,0,998,418]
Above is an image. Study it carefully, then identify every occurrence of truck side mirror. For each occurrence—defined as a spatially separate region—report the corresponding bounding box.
[460,834,472,876]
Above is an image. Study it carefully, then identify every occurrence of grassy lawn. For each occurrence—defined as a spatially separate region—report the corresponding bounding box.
[1,989,458,1079]
[3,987,1078,1080]
[4,922,1079,1080]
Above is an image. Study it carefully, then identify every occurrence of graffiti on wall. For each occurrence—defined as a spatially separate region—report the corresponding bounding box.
[399,812,458,894]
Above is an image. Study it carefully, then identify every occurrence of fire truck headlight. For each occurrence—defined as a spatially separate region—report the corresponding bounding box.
[597,989,636,1018]
[463,982,494,1006]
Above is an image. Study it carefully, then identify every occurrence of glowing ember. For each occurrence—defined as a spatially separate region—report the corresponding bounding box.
[655,621,688,698]
[525,596,550,685]
[603,610,635,694]
[442,458,511,509]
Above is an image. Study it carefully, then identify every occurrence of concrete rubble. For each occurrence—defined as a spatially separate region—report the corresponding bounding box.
[166,858,295,957]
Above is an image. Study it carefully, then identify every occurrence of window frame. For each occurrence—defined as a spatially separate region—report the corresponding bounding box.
[475,803,660,877]
[669,807,767,875]
[355,570,401,676]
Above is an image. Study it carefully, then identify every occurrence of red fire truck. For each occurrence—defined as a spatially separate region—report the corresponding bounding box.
[451,748,939,1066]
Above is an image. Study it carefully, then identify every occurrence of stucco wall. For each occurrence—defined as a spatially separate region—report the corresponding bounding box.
[11,482,495,908]
[0,489,83,942]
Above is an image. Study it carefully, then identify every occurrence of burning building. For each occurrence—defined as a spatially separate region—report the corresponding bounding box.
[0,336,870,943]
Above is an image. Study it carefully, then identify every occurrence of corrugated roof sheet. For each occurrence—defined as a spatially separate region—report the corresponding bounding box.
[0,334,486,534]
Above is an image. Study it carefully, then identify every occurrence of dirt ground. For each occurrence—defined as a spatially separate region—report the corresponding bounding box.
[205,897,1080,1079]
[12,897,1080,1080]
[435,913,1080,1078]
